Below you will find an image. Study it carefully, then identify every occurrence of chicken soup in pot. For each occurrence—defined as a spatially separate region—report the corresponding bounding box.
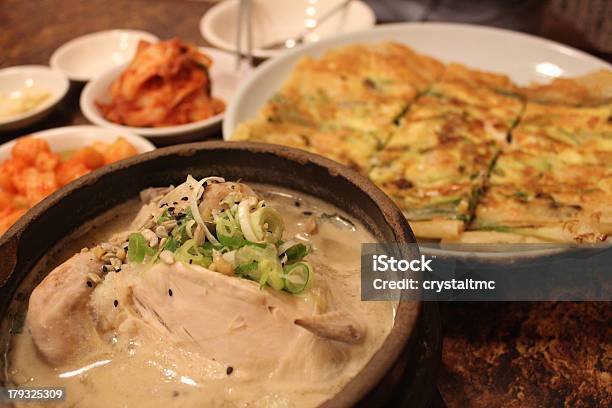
[3,176,395,408]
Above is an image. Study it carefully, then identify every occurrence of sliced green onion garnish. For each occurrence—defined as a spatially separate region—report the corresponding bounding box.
[128,233,152,263]
[162,237,180,252]
[188,176,219,245]
[175,239,211,267]
[124,176,315,297]
[235,261,258,276]
[251,207,284,243]
[283,262,312,294]
[215,211,247,248]
[218,234,247,248]
[235,244,264,264]
[281,243,309,263]
[234,244,285,290]
[258,258,285,291]
[237,197,259,242]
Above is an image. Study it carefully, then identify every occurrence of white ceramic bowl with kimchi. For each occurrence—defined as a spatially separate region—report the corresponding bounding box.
[80,40,252,145]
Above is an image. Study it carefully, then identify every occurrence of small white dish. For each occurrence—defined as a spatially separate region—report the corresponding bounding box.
[0,65,69,132]
[80,47,252,145]
[200,0,376,59]
[0,125,155,162]
[50,29,159,82]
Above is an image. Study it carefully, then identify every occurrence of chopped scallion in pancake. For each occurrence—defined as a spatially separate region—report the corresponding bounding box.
[233,120,381,174]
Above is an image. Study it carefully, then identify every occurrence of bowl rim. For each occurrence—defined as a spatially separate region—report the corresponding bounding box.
[0,125,156,160]
[50,29,160,82]
[79,46,234,138]
[200,0,376,59]
[0,65,69,126]
[0,141,420,407]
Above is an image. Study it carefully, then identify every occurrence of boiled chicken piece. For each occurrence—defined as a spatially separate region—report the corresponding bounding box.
[26,243,359,372]
[200,181,256,213]
[26,251,104,365]
[92,262,315,370]
[295,312,364,344]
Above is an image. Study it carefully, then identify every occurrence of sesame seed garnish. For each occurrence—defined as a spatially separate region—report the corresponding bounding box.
[226,366,234,375]
[86,281,93,288]
[113,300,118,307]
[168,289,173,297]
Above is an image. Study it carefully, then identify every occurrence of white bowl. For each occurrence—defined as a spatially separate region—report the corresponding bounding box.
[50,30,159,82]
[0,125,155,162]
[80,47,252,145]
[223,22,612,137]
[200,0,376,59]
[0,66,69,132]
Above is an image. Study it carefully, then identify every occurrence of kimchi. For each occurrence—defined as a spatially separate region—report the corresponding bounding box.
[97,39,225,127]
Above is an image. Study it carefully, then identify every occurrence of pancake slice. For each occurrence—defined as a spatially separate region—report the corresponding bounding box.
[469,149,611,243]
[232,120,381,174]
[511,101,612,164]
[369,63,524,239]
[369,115,499,239]
[259,42,445,142]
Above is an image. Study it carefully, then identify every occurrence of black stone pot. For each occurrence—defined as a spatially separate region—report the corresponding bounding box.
[0,141,441,408]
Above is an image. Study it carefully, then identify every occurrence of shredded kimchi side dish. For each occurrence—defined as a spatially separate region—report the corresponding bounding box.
[96,39,225,127]
[0,137,138,235]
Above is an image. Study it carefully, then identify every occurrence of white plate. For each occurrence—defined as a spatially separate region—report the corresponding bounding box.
[81,47,252,145]
[200,0,375,59]
[223,23,612,258]
[0,126,155,162]
[0,66,69,132]
[223,22,612,137]
[50,30,159,82]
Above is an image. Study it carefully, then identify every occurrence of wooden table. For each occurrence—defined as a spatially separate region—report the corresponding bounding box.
[1,1,609,407]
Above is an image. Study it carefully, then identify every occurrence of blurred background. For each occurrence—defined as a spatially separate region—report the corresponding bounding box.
[1,1,610,407]
[2,0,611,68]
[370,0,611,56]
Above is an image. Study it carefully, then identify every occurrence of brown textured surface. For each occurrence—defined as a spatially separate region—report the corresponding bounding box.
[440,302,611,407]
[1,1,610,406]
